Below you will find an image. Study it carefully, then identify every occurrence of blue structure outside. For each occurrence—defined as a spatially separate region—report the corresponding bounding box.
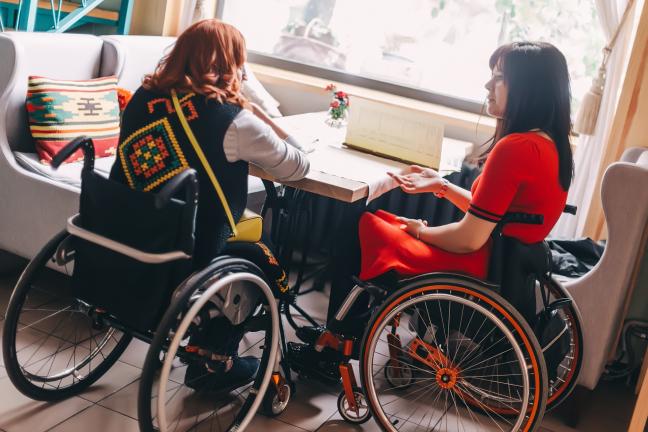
[0,0,132,33]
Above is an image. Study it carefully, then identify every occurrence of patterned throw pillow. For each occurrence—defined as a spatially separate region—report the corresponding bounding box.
[26,76,120,164]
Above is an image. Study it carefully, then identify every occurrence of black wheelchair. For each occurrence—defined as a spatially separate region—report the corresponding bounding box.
[2,136,583,432]
[2,137,290,431]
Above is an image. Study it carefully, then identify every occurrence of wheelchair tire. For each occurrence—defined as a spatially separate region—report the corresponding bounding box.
[2,230,132,401]
[260,379,291,417]
[138,256,281,432]
[544,278,583,412]
[337,387,371,424]
[360,274,548,432]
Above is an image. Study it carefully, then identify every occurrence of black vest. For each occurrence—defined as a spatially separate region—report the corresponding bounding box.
[110,87,248,267]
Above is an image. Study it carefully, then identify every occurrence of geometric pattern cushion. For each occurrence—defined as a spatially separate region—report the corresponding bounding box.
[26,75,120,164]
[118,117,189,192]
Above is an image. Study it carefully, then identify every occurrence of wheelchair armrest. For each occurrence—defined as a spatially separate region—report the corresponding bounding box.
[52,136,95,171]
[501,212,544,225]
[155,168,199,209]
[66,214,191,264]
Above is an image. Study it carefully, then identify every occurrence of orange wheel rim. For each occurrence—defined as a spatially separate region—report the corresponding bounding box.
[364,284,542,432]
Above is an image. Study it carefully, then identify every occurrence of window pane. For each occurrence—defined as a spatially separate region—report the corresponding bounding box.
[223,0,604,109]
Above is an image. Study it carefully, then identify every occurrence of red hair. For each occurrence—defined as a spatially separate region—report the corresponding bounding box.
[144,19,249,108]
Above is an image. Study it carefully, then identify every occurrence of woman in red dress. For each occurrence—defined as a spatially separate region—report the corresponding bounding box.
[289,41,574,380]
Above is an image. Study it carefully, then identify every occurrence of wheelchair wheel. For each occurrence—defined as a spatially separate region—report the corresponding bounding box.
[543,278,583,411]
[138,257,280,432]
[360,275,548,432]
[337,387,371,424]
[2,230,132,401]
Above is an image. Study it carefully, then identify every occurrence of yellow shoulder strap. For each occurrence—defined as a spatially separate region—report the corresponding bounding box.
[171,89,238,237]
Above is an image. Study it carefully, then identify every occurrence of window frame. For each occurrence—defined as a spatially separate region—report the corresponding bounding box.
[216,1,486,115]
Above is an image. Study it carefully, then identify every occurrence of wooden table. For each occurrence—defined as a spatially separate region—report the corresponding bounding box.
[249,112,473,203]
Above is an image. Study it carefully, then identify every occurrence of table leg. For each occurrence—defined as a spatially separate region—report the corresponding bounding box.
[629,349,648,431]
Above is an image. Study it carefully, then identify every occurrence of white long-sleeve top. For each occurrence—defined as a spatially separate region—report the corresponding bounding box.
[223,109,310,181]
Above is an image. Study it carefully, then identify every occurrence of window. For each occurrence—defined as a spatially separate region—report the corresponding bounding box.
[220,0,605,113]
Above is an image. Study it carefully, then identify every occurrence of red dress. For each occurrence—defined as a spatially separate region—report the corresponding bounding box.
[359,132,568,281]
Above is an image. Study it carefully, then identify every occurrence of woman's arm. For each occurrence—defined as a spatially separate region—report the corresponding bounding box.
[389,166,472,212]
[250,103,288,139]
[443,183,472,213]
[224,110,310,181]
[397,213,496,253]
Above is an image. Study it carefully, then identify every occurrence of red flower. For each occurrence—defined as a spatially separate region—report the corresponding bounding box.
[325,83,336,91]
[330,100,340,108]
[335,91,346,98]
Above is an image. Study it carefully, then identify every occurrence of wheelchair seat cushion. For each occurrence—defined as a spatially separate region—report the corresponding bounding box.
[358,210,490,281]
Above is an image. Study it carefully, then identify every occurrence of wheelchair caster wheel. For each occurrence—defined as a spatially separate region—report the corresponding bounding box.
[337,387,371,424]
[261,381,291,417]
[384,357,413,389]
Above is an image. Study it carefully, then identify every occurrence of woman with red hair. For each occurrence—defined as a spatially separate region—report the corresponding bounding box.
[110,19,309,393]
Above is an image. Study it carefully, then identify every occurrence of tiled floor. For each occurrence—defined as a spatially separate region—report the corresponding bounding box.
[0,270,641,432]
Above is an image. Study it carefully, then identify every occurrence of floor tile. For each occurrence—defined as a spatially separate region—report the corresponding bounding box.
[0,381,92,432]
[47,405,140,432]
[78,360,141,403]
[247,415,308,432]
[316,412,382,432]
[117,338,149,369]
[276,379,339,431]
[97,379,140,419]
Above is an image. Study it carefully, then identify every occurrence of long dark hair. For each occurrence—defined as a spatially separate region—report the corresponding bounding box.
[480,41,574,191]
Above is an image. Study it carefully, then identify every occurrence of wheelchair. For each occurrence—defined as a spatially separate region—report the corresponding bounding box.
[280,210,583,431]
[2,136,583,432]
[2,137,291,432]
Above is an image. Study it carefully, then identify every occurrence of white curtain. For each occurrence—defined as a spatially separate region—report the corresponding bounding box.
[178,0,211,34]
[551,0,635,238]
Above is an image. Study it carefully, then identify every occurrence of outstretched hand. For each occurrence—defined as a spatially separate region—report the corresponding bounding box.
[388,165,442,195]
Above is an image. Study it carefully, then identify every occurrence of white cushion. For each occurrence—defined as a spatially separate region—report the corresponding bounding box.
[14,151,267,195]
[14,152,113,187]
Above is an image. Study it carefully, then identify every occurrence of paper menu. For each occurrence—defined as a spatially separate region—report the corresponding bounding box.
[344,96,444,169]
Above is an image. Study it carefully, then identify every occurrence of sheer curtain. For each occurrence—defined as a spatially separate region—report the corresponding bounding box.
[551,0,635,238]
[178,0,212,34]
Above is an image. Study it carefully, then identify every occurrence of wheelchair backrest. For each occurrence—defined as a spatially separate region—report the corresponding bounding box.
[54,137,200,333]
[487,212,553,324]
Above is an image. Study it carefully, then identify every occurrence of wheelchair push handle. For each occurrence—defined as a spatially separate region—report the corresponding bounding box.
[155,168,199,209]
[563,204,577,215]
[51,136,95,171]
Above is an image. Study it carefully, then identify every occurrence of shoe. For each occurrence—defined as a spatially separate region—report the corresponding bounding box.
[295,325,327,344]
[286,342,341,384]
[185,355,259,393]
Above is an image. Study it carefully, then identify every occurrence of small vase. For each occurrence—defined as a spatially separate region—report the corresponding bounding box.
[325,108,348,128]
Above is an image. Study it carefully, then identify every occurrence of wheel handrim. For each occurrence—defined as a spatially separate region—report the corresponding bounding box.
[364,290,537,432]
[155,272,279,432]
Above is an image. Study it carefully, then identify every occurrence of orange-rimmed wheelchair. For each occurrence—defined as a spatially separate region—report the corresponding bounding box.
[303,209,583,431]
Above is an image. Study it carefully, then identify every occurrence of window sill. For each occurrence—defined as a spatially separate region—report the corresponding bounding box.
[248,62,497,139]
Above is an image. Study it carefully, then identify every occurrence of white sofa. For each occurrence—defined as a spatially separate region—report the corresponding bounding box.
[0,32,266,262]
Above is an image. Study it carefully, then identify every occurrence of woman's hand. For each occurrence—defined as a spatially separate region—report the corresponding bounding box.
[396,216,428,240]
[388,165,442,194]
